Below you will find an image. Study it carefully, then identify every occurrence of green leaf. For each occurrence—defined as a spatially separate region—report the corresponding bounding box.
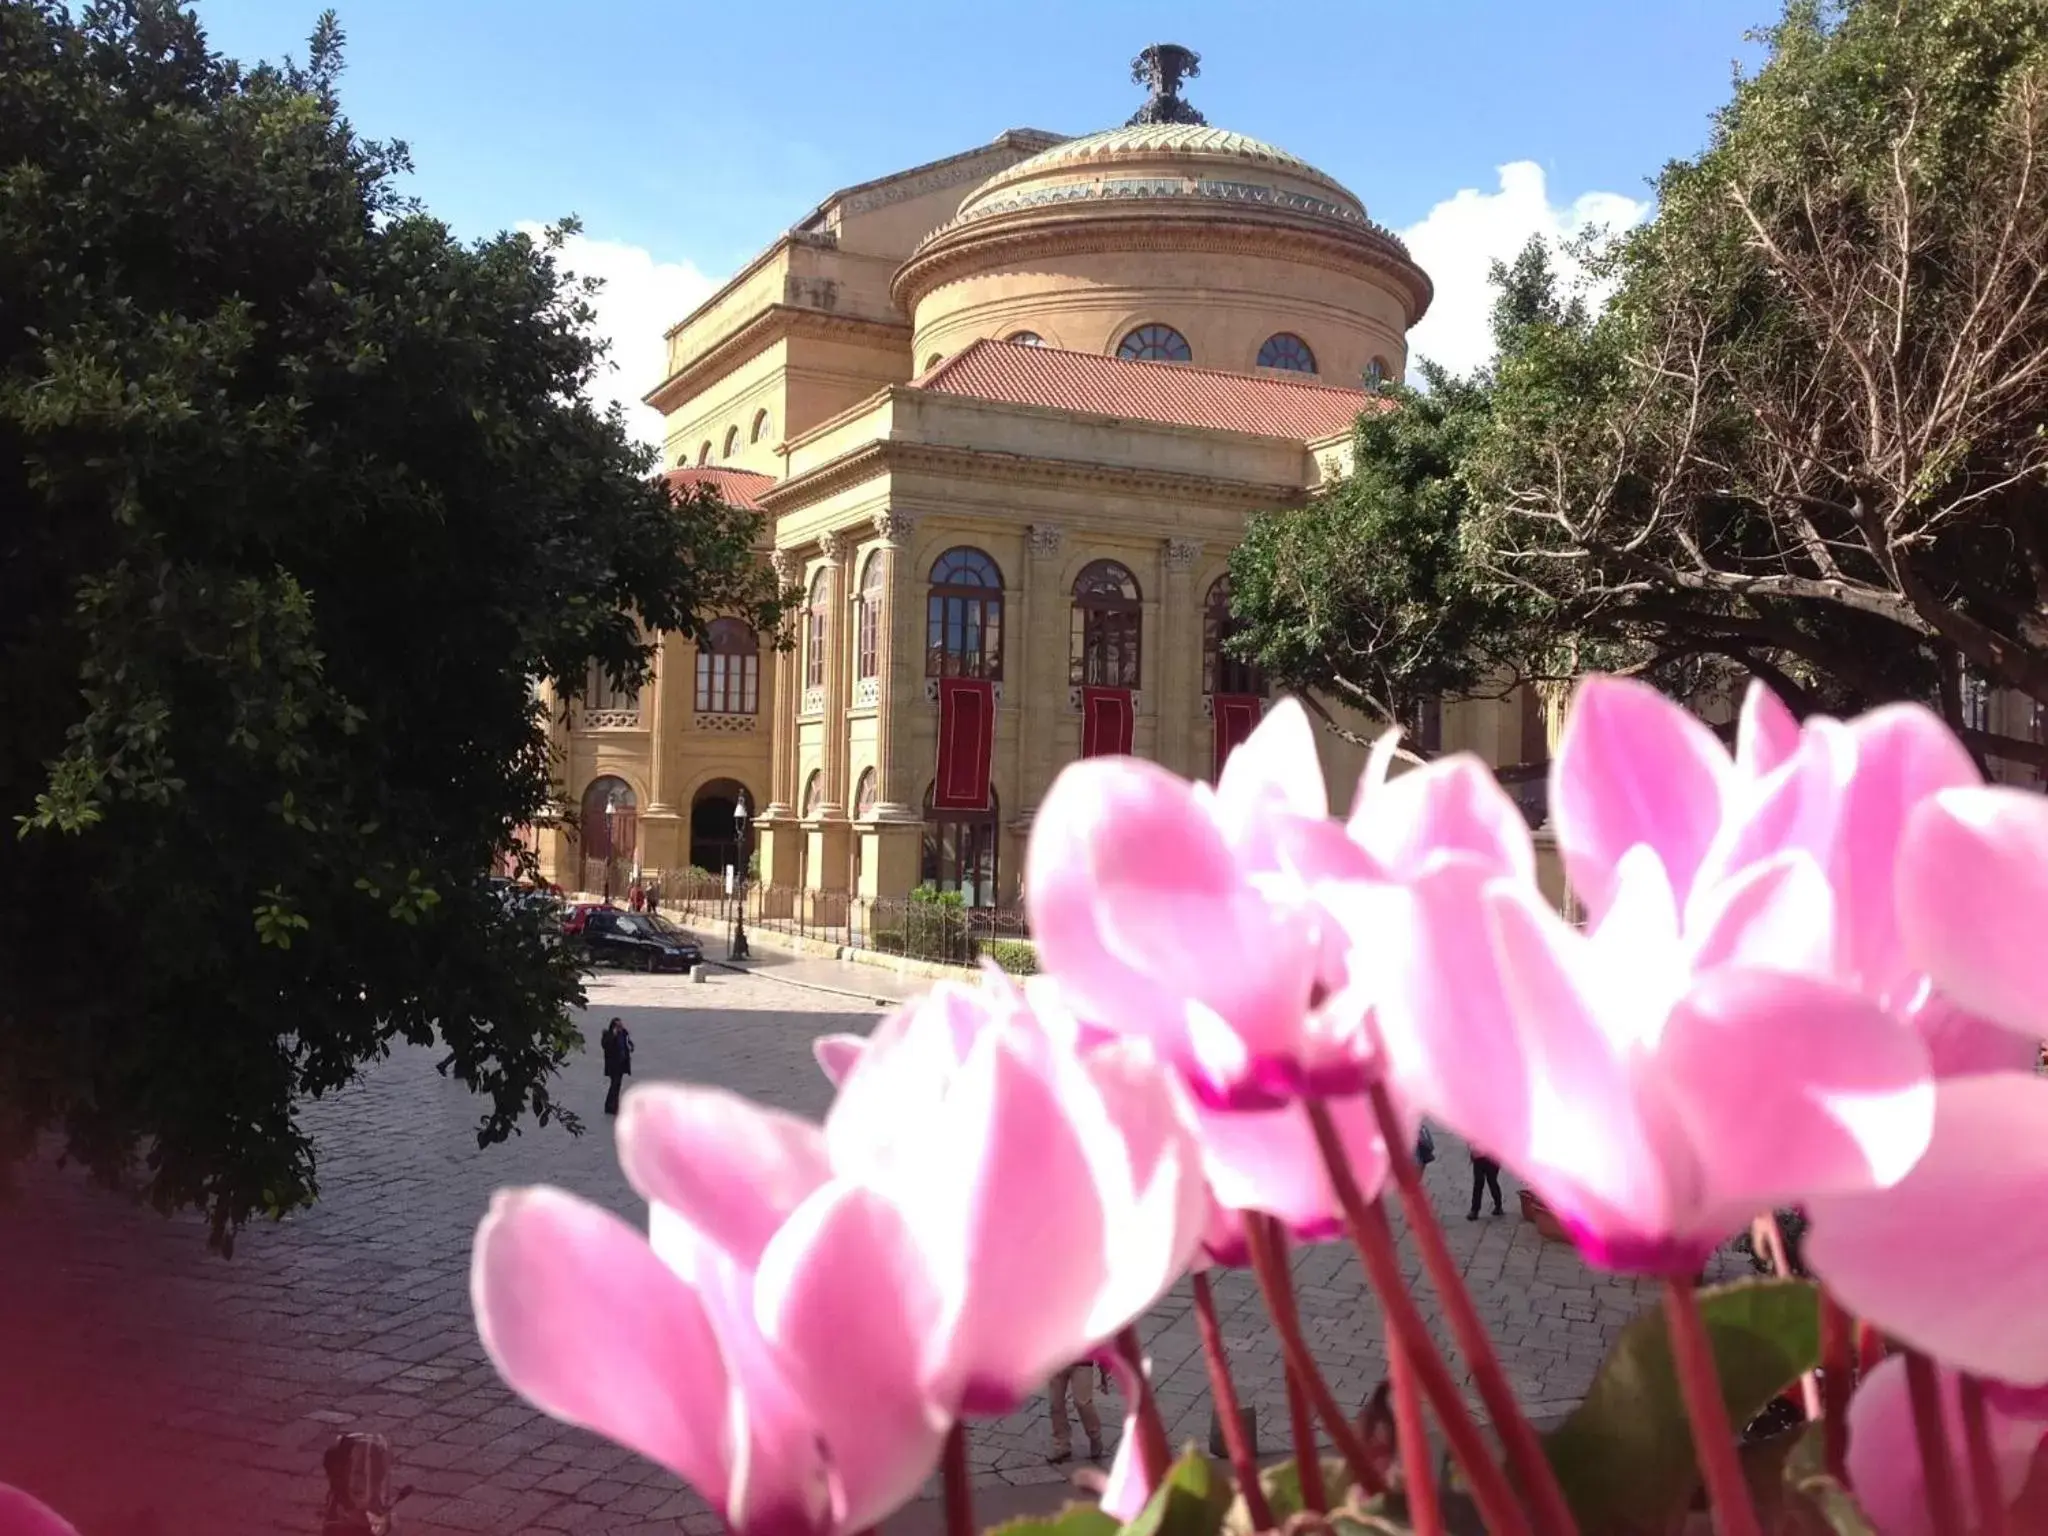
[1222,1456,1358,1534]
[983,1504,1121,1536]
[1542,1278,1821,1534]
[1776,1477,1876,1536]
[1121,1449,1231,1536]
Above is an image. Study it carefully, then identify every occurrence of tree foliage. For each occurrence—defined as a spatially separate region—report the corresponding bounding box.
[0,0,781,1247]
[1237,0,2048,766]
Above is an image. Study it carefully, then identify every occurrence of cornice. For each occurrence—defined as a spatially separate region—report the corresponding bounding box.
[894,207,1432,328]
[645,307,912,417]
[759,438,1309,517]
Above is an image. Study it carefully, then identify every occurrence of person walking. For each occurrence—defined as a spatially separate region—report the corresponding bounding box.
[1045,1359,1104,1464]
[600,1017,634,1116]
[1467,1143,1505,1221]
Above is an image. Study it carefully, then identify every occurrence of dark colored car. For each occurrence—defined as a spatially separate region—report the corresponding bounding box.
[581,909,703,972]
[560,901,607,937]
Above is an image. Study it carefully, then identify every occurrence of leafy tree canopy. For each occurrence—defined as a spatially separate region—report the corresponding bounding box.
[1235,0,2048,767]
[0,0,781,1247]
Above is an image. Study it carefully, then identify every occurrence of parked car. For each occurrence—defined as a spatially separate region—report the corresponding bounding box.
[581,909,703,972]
[560,901,608,937]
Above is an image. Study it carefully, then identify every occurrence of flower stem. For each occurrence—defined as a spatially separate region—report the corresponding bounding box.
[1759,1214,1822,1423]
[1117,1325,1173,1492]
[1819,1289,1853,1481]
[1959,1375,2012,1536]
[1661,1277,1764,1536]
[1364,1083,1578,1536]
[1387,1328,1442,1536]
[1905,1351,1966,1536]
[1857,1319,1889,1378]
[1192,1270,1274,1531]
[1279,1329,1329,1513]
[942,1423,973,1536]
[1305,1098,1533,1536]
[1242,1211,1388,1496]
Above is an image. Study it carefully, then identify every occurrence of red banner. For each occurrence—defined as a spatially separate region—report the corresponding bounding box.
[1080,686,1135,758]
[934,677,996,811]
[1213,694,1263,778]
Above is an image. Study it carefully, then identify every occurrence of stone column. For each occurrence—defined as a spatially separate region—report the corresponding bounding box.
[756,548,804,890]
[808,530,854,897]
[639,633,688,871]
[1015,523,1066,834]
[1159,537,1202,777]
[865,512,924,900]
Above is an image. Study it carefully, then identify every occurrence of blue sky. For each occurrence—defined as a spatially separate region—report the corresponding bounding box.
[191,0,1773,437]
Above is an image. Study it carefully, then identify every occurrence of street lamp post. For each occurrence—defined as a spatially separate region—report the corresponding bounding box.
[602,792,619,905]
[730,793,752,962]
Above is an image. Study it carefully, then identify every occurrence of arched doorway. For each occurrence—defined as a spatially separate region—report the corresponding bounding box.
[577,776,638,898]
[689,778,752,878]
[922,782,1000,908]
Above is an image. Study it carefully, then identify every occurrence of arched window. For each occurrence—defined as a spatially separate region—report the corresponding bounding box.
[577,775,638,892]
[925,547,1004,680]
[1364,357,1391,389]
[751,408,772,444]
[924,352,945,372]
[1117,324,1192,363]
[581,658,639,714]
[1006,331,1046,346]
[1203,576,1266,697]
[689,778,753,873]
[697,441,713,466]
[856,551,885,682]
[693,618,759,714]
[854,767,878,819]
[801,770,823,818]
[804,570,831,691]
[1257,333,1317,373]
[723,425,740,459]
[1070,559,1142,689]
[922,783,1000,908]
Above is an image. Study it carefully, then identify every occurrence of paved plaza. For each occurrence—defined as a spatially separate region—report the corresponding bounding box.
[0,951,1746,1535]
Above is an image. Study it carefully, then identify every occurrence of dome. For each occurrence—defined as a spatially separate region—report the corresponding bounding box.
[944,122,1372,236]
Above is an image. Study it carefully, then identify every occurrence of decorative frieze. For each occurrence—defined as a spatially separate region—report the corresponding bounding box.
[926,679,1004,704]
[1164,537,1203,573]
[1026,523,1064,560]
[1071,688,1144,712]
[693,712,758,734]
[802,686,827,717]
[581,709,642,730]
[853,676,881,709]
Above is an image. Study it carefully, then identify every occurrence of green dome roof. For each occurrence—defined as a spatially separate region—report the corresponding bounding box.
[961,123,1367,222]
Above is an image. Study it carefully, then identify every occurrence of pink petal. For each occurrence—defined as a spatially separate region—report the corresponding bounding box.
[617,1086,832,1269]
[753,1183,948,1533]
[1485,880,1688,1266]
[0,1486,81,1536]
[826,987,987,1179]
[1735,680,1802,780]
[813,1034,868,1087]
[1846,1356,2044,1536]
[883,1030,1113,1415]
[1900,786,2048,1040]
[1687,725,1849,922]
[1190,1095,1381,1246]
[1551,676,1732,919]
[1806,1075,2048,1385]
[1655,967,1934,1234]
[1097,1349,1155,1522]
[1833,709,1980,1001]
[1906,989,2042,1080]
[1213,697,1329,829]
[1684,852,1837,977]
[1349,752,1536,884]
[471,1188,753,1517]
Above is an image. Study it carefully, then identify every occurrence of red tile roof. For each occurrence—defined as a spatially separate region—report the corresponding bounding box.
[912,338,1386,442]
[662,466,776,511]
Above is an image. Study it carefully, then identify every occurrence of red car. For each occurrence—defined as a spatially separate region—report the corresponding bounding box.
[560,901,609,937]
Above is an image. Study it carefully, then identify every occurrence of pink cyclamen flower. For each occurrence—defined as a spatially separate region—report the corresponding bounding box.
[1845,1355,2047,1536]
[823,975,1209,1415]
[0,1486,80,1536]
[1805,1072,2048,1388]
[473,1087,943,1536]
[1335,677,1936,1275]
[1025,698,1350,1108]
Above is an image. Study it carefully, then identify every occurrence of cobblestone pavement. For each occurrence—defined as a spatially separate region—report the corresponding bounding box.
[0,960,1746,1536]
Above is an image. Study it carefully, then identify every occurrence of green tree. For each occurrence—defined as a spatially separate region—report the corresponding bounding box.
[0,0,782,1247]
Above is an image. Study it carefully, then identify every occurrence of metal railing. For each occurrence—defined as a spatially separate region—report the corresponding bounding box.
[611,869,1033,969]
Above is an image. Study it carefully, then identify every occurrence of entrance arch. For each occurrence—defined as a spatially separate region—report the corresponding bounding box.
[577,776,638,895]
[689,778,753,876]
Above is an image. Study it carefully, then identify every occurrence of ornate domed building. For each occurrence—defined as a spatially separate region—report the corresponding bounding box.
[534,50,1551,922]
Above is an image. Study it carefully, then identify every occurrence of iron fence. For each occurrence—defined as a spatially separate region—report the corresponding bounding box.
[606,869,1033,970]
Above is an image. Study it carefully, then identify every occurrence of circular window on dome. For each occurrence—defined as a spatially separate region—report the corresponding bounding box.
[1005,331,1046,347]
[1257,333,1317,374]
[1365,356,1392,389]
[1116,325,1193,364]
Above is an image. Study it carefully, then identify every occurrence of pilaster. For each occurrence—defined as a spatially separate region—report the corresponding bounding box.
[1019,523,1066,821]
[870,511,921,821]
[1160,537,1202,777]
[815,529,854,821]
[763,549,802,820]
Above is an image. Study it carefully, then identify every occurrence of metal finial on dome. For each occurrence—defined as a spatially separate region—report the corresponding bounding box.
[1128,44,1205,126]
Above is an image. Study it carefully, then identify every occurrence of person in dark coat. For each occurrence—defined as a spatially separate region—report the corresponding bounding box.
[1467,1143,1505,1220]
[600,1017,634,1116]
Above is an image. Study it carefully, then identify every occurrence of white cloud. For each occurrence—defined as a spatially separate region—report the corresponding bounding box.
[516,222,718,446]
[1397,162,1650,379]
